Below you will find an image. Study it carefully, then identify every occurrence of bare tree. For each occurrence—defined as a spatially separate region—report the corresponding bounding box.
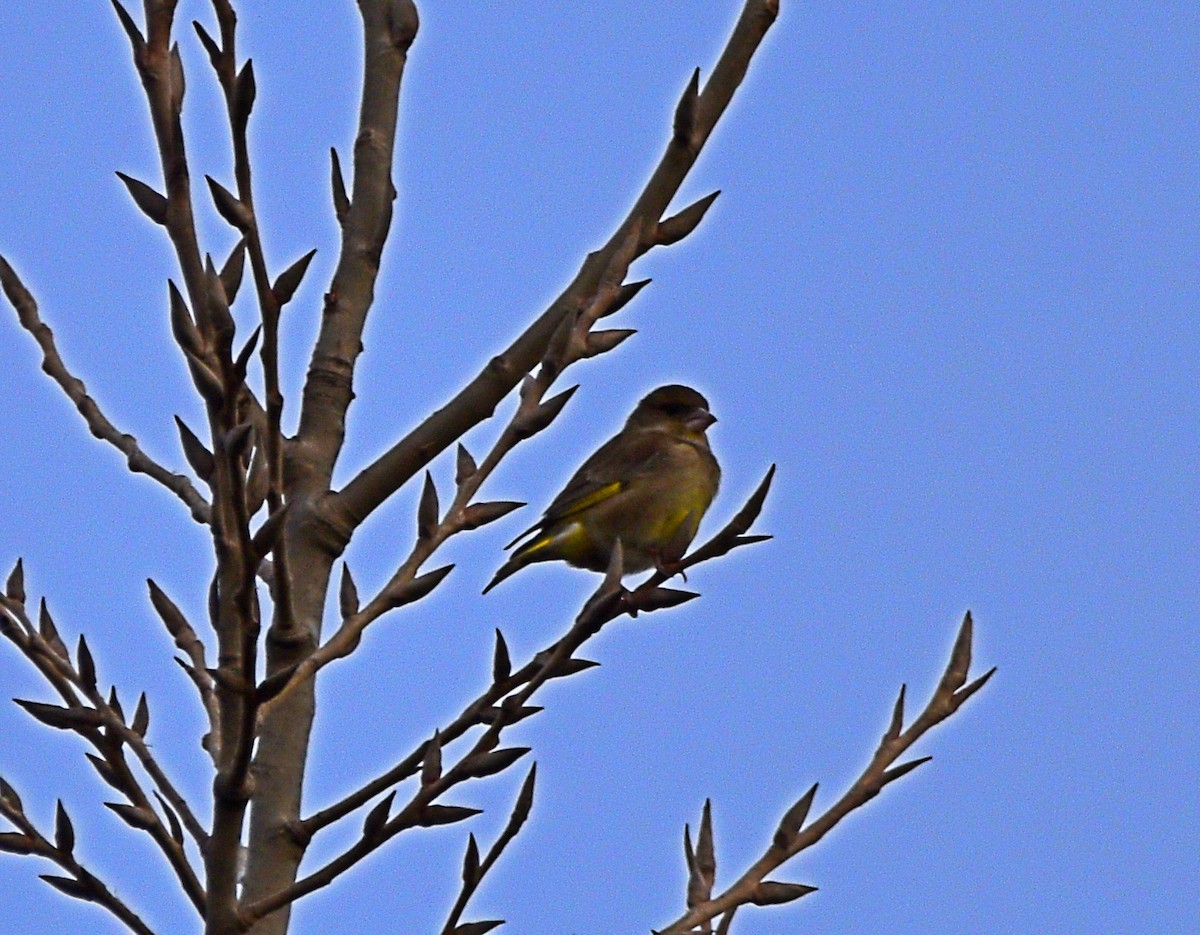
[0,2,991,934]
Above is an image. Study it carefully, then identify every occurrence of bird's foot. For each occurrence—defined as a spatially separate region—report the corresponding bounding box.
[653,552,687,582]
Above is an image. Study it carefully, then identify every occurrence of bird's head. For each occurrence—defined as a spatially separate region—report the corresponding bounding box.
[627,384,717,437]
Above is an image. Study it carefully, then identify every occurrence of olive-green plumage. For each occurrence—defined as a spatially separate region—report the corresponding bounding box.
[483,384,721,593]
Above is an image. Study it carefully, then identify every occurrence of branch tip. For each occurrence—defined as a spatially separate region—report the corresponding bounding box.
[330,147,350,222]
[233,325,262,383]
[656,190,721,247]
[881,755,933,787]
[110,0,146,53]
[773,782,817,849]
[168,280,204,356]
[454,443,477,487]
[886,683,907,739]
[511,762,537,826]
[218,239,247,304]
[940,610,974,694]
[273,249,318,307]
[492,629,511,682]
[53,800,75,855]
[234,59,256,129]
[386,563,455,609]
[750,881,818,906]
[602,278,653,318]
[5,558,25,605]
[421,731,442,786]
[461,500,525,531]
[418,471,440,539]
[115,171,168,225]
[464,746,530,781]
[696,798,715,879]
[953,666,996,709]
[362,791,396,843]
[205,174,251,230]
[674,66,701,145]
[192,19,220,67]
[339,563,360,618]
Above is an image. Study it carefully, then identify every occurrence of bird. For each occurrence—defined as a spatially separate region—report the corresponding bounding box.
[483,384,721,593]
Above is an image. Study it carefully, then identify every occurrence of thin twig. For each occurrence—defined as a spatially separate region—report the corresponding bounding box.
[0,792,159,935]
[108,5,266,928]
[0,256,212,525]
[201,3,298,638]
[439,764,536,933]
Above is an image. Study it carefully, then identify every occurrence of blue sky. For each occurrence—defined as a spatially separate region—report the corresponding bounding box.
[0,2,1196,933]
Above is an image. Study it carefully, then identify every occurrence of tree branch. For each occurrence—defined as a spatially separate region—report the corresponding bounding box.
[147,577,220,756]
[240,4,420,931]
[195,0,299,638]
[655,612,994,933]
[0,588,208,914]
[291,0,419,502]
[439,765,537,934]
[0,788,159,935]
[108,6,274,928]
[241,738,529,929]
[250,517,711,921]
[0,256,212,524]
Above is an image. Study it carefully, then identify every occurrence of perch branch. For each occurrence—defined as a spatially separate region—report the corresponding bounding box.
[296,469,773,839]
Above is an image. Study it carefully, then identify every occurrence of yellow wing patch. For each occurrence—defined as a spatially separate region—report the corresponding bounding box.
[555,481,624,519]
[517,520,589,560]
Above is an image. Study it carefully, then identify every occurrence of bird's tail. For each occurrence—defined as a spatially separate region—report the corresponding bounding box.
[484,527,563,593]
[482,555,524,594]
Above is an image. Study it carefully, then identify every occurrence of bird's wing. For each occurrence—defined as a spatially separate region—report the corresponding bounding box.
[503,430,671,549]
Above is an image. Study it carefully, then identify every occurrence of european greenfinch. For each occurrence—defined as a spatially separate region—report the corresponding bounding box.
[483,384,721,593]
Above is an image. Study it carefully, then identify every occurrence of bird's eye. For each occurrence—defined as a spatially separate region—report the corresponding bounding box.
[660,403,691,417]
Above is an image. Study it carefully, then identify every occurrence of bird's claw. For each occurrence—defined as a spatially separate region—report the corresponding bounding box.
[653,551,687,582]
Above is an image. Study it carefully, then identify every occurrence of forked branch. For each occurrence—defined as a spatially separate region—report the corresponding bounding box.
[328,0,781,536]
[439,764,536,934]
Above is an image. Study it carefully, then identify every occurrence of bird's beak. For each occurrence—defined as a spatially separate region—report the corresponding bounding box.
[688,411,717,431]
